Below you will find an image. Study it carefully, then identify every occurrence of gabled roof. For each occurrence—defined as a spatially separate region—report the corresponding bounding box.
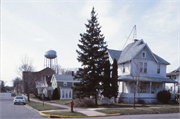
[153,53,170,65]
[108,39,169,65]
[108,49,122,61]
[171,66,180,73]
[52,74,79,82]
[167,66,180,76]
[118,39,158,64]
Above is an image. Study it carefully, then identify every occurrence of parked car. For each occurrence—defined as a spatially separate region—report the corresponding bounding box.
[11,92,16,97]
[13,96,26,105]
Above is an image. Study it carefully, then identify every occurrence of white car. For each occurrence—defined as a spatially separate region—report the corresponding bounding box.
[13,96,26,105]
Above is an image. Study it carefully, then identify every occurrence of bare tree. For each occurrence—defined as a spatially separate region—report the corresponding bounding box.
[17,55,35,102]
[130,55,149,109]
[51,65,62,74]
[13,77,23,94]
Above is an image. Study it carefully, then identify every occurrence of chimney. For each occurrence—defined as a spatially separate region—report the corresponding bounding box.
[72,71,74,76]
[134,39,138,42]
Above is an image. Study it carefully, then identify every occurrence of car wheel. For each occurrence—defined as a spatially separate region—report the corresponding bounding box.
[14,103,16,105]
[23,103,26,105]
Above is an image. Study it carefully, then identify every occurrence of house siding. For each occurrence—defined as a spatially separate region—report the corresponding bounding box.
[67,82,73,86]
[58,82,64,86]
[118,62,131,75]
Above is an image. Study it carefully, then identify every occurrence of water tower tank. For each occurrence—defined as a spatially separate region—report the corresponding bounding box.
[44,50,57,59]
[44,50,57,69]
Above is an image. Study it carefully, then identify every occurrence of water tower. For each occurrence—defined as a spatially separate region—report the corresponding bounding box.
[44,50,57,69]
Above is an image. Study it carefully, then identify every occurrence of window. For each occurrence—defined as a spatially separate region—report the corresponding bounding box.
[157,64,160,74]
[140,62,143,72]
[66,90,68,98]
[142,51,146,58]
[144,63,147,73]
[139,62,147,73]
[69,90,71,98]
[63,82,67,86]
[140,82,147,93]
[62,90,64,98]
[123,64,125,73]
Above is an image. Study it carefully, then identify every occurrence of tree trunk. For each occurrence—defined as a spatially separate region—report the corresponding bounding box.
[133,82,136,109]
[95,94,97,106]
[27,91,30,102]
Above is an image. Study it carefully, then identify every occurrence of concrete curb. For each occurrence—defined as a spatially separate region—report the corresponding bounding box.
[40,112,121,118]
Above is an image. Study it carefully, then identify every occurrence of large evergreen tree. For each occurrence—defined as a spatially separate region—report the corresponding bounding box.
[111,59,118,102]
[101,60,112,99]
[74,7,108,105]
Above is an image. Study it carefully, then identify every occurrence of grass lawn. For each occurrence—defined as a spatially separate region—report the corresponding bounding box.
[93,103,179,108]
[97,107,179,115]
[25,100,66,111]
[46,99,71,106]
[43,111,87,116]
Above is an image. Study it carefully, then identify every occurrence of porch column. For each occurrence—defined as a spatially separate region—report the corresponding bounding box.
[150,82,152,94]
[174,83,176,96]
[60,90,62,99]
[162,83,165,90]
[122,82,124,93]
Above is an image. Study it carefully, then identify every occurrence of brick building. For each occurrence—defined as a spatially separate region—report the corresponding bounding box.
[23,67,55,96]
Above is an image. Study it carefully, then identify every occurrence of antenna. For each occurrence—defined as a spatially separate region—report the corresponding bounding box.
[133,25,137,40]
[122,25,137,50]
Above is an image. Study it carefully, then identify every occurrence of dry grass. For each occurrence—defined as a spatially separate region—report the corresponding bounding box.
[25,100,66,111]
[97,107,179,115]
[43,111,87,116]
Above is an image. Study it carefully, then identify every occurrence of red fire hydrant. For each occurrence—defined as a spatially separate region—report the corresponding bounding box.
[70,100,73,112]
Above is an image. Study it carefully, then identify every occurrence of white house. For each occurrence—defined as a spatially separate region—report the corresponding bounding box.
[51,74,80,100]
[167,66,180,95]
[108,39,177,103]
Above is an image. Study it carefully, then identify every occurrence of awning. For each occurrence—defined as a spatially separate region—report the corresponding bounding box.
[118,75,178,83]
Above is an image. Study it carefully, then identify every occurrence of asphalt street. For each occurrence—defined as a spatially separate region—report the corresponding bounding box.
[0,93,46,119]
[0,93,179,119]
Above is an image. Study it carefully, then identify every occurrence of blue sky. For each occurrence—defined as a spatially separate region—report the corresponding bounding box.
[1,0,180,86]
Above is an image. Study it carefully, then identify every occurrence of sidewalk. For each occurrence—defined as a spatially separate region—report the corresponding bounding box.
[22,94,106,116]
[22,94,179,117]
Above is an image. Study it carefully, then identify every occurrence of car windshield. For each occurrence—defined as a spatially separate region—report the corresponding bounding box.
[15,97,24,99]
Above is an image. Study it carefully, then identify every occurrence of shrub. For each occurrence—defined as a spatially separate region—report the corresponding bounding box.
[74,99,95,107]
[52,88,60,100]
[137,100,145,104]
[157,90,171,104]
[118,99,124,103]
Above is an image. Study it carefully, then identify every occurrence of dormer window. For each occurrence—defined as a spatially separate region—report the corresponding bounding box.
[63,82,67,86]
[142,51,146,58]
